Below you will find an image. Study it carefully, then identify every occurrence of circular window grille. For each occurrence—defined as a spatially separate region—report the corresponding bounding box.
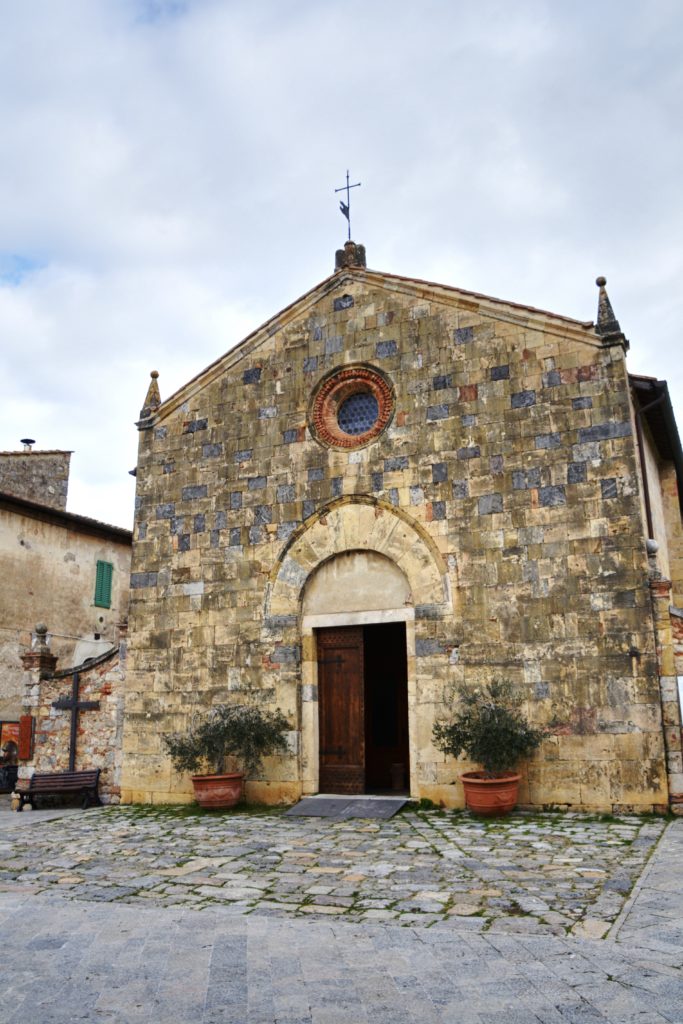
[310,365,394,449]
[337,391,379,435]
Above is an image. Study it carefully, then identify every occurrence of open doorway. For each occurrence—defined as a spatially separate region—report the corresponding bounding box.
[316,622,409,794]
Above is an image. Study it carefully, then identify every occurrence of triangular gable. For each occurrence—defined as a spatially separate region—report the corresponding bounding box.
[150,265,599,425]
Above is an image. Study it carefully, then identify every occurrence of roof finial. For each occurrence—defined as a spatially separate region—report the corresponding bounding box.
[595,276,628,350]
[140,370,161,419]
[334,170,361,242]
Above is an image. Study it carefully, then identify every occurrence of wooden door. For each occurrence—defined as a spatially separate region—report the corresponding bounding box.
[317,626,364,794]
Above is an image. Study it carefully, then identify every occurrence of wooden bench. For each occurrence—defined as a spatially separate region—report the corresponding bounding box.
[17,769,101,810]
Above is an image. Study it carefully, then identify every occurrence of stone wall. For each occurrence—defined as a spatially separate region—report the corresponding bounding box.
[0,503,131,719]
[0,450,71,510]
[122,265,670,811]
[20,642,125,804]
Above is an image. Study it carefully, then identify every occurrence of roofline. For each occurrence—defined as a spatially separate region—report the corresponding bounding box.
[144,265,599,427]
[0,491,133,543]
[0,450,73,456]
[630,374,683,518]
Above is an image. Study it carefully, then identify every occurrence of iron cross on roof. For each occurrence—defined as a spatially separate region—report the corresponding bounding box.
[335,170,361,241]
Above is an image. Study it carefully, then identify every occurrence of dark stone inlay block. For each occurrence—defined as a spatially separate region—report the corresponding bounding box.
[490,455,504,475]
[433,374,452,391]
[578,421,631,443]
[178,534,191,552]
[282,429,299,444]
[243,367,262,384]
[230,491,242,510]
[308,467,324,481]
[234,449,252,463]
[254,505,272,525]
[303,500,316,519]
[248,476,267,490]
[388,488,399,506]
[454,326,474,344]
[453,480,469,499]
[539,485,567,507]
[491,364,510,381]
[155,426,168,440]
[334,294,354,311]
[156,502,175,519]
[416,638,445,656]
[376,340,398,358]
[272,645,300,664]
[182,485,207,501]
[264,614,298,629]
[415,604,443,620]
[325,335,343,355]
[163,462,174,474]
[601,478,618,500]
[535,433,562,450]
[303,356,318,373]
[461,414,476,426]
[137,522,147,539]
[277,484,296,503]
[215,510,227,529]
[512,468,541,490]
[229,528,241,547]
[202,443,223,459]
[567,462,587,484]
[457,446,480,461]
[432,462,447,483]
[427,404,449,421]
[277,521,298,541]
[432,501,446,520]
[249,525,265,544]
[183,418,208,434]
[130,572,158,589]
[385,456,409,471]
[210,529,220,548]
[372,472,384,491]
[331,476,343,497]
[542,370,561,387]
[479,493,503,515]
[193,514,205,533]
[170,516,184,535]
[511,390,536,409]
[572,396,593,410]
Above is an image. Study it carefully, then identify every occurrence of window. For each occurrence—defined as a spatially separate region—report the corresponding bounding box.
[94,560,113,608]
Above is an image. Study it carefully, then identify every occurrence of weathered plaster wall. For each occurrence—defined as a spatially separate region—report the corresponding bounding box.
[0,451,71,510]
[0,509,131,719]
[122,268,668,812]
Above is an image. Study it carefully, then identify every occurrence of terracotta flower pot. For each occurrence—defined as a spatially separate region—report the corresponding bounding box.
[460,771,520,816]
[191,772,244,809]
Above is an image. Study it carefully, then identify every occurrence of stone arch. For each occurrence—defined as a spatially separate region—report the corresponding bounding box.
[266,495,450,620]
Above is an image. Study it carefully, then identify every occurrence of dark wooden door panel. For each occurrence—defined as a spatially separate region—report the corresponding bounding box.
[317,626,364,794]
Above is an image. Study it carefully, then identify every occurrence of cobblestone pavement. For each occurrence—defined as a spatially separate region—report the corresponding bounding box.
[0,805,668,936]
[1,805,682,1022]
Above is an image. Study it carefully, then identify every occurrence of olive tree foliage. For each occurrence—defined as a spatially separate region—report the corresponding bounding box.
[433,681,544,777]
[163,704,290,778]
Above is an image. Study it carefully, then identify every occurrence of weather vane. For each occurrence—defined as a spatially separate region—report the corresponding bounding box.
[335,169,361,241]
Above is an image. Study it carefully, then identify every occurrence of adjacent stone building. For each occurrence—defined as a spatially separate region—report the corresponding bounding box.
[121,243,683,812]
[0,444,132,724]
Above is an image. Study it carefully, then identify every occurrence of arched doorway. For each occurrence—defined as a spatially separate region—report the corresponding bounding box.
[302,551,412,794]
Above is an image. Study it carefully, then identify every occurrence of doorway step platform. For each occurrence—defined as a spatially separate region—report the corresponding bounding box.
[284,795,408,820]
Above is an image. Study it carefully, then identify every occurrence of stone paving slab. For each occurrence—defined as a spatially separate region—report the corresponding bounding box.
[285,796,409,819]
[0,883,681,1024]
[0,804,668,936]
[0,808,681,1022]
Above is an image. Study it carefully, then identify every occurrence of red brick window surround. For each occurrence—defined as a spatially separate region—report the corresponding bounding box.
[309,365,395,449]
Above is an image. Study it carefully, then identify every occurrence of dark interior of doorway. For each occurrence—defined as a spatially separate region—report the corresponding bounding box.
[363,622,409,794]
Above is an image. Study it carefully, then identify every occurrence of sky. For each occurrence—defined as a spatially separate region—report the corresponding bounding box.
[0,0,681,529]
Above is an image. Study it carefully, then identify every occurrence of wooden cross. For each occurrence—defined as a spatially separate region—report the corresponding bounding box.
[52,673,100,771]
[335,169,361,241]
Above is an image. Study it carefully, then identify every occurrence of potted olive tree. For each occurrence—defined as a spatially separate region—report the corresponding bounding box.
[163,703,290,808]
[433,681,544,815]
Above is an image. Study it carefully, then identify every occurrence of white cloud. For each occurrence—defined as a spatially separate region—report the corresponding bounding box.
[0,0,681,527]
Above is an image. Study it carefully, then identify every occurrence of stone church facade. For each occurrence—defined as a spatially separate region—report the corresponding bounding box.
[120,242,683,812]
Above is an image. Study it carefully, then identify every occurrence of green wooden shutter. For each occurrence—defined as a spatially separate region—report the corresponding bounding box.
[94,561,113,608]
